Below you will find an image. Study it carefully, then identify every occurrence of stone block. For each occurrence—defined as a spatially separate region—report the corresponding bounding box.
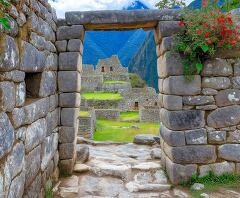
[25,118,47,153]
[207,105,240,128]
[160,124,185,147]
[157,52,183,78]
[24,174,42,198]
[0,81,15,112]
[157,21,183,39]
[58,71,81,92]
[232,76,240,89]
[59,159,74,175]
[0,35,19,71]
[156,44,161,57]
[215,89,240,107]
[1,70,25,82]
[160,109,205,130]
[10,107,25,128]
[20,41,46,72]
[61,108,79,127]
[59,127,77,143]
[0,112,14,159]
[45,53,58,71]
[76,145,90,163]
[59,52,82,71]
[50,94,58,111]
[208,131,226,144]
[219,144,240,162]
[15,127,26,142]
[227,130,240,143]
[25,145,41,188]
[183,96,215,106]
[16,82,26,107]
[202,59,233,76]
[46,109,59,135]
[8,171,25,198]
[158,93,163,107]
[160,36,173,55]
[202,88,218,96]
[199,161,235,177]
[202,77,231,90]
[234,62,240,76]
[158,78,163,93]
[56,40,67,52]
[163,75,201,96]
[59,143,75,160]
[164,143,217,164]
[39,71,57,97]
[67,39,83,54]
[166,157,197,185]
[196,105,218,111]
[57,25,84,41]
[237,163,240,174]
[185,128,207,145]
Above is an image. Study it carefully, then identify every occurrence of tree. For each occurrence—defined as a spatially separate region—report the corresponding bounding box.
[0,0,11,30]
[155,0,186,9]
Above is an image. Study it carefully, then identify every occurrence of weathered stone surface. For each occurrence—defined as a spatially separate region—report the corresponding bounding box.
[0,35,19,71]
[68,39,83,54]
[59,143,75,160]
[215,89,240,107]
[65,10,180,28]
[59,52,82,71]
[202,88,218,96]
[8,171,25,198]
[207,105,240,128]
[160,124,185,146]
[160,109,205,130]
[232,76,240,89]
[24,174,42,198]
[160,36,173,55]
[196,105,218,111]
[76,145,89,163]
[59,126,77,143]
[46,109,59,135]
[202,59,233,76]
[234,61,240,76]
[57,25,84,40]
[158,79,163,93]
[227,130,240,143]
[150,148,161,159]
[163,76,201,96]
[45,53,58,70]
[20,41,46,72]
[199,161,235,177]
[25,118,47,152]
[202,77,231,90]
[157,21,183,39]
[191,183,205,191]
[166,157,197,184]
[61,108,79,127]
[164,143,217,164]
[16,82,26,107]
[208,131,226,144]
[0,112,14,159]
[185,128,207,145]
[0,81,15,112]
[157,52,183,78]
[162,95,182,111]
[59,159,74,175]
[219,144,240,162]
[0,70,25,82]
[183,96,214,106]
[25,145,41,188]
[133,135,158,145]
[59,93,81,107]
[58,71,81,92]
[56,40,67,52]
[49,94,58,111]
[39,71,57,97]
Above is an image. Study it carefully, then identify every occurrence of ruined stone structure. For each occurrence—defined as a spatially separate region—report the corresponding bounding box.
[140,106,160,123]
[1,1,240,196]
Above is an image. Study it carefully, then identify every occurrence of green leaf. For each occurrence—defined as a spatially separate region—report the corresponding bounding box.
[0,17,10,30]
[201,45,209,53]
[196,63,203,73]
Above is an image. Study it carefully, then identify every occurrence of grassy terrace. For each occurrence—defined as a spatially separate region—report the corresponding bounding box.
[94,119,160,142]
[120,111,140,122]
[103,80,129,84]
[79,111,90,117]
[82,92,123,101]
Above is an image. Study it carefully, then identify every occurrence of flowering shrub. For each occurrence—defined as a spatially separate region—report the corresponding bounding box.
[0,0,10,30]
[175,5,240,78]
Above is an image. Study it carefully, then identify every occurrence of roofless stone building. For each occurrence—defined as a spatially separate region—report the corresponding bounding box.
[1,0,240,196]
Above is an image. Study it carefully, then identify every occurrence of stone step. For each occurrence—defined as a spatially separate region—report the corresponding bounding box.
[73,164,91,173]
[132,162,161,171]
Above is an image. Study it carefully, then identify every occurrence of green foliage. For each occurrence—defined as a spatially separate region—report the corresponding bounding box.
[155,0,186,9]
[0,0,11,30]
[129,73,146,88]
[79,111,90,117]
[120,111,140,122]
[45,180,53,198]
[103,80,129,84]
[221,0,240,12]
[82,92,123,101]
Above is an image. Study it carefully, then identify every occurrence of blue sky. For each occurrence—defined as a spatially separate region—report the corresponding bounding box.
[50,0,193,18]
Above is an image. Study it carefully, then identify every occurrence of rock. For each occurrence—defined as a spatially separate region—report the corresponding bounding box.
[59,127,77,143]
[202,88,218,96]
[59,93,81,108]
[39,71,57,97]
[132,162,161,171]
[68,39,83,54]
[59,52,82,71]
[202,77,231,90]
[208,131,226,144]
[160,36,173,55]
[191,183,205,191]
[76,145,89,163]
[162,95,182,110]
[202,59,233,76]
[23,174,42,198]
[200,193,210,198]
[163,75,201,96]
[7,171,25,198]
[56,40,67,52]
[0,81,15,112]
[183,96,214,106]
[185,128,207,145]
[0,112,14,159]
[215,89,240,107]
[59,159,74,175]
[227,130,240,143]
[207,105,240,128]
[150,148,161,159]
[1,70,25,82]
[196,105,218,111]
[219,144,240,162]
[74,164,91,173]
[58,71,81,92]
[61,108,79,127]
[16,82,26,107]
[59,143,75,160]
[57,25,84,40]
[160,109,205,130]
[133,135,158,145]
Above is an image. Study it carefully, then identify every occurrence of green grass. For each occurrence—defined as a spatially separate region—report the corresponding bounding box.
[79,111,90,117]
[93,118,160,142]
[183,172,240,198]
[120,111,140,122]
[82,92,123,101]
[103,80,129,84]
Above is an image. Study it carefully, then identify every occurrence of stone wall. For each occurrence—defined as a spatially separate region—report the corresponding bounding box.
[95,109,120,120]
[155,17,240,184]
[0,0,59,197]
[81,98,122,109]
[81,75,103,92]
[101,82,132,93]
[140,106,160,123]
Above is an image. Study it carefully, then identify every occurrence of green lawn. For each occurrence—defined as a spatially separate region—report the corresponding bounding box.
[120,111,140,122]
[82,92,123,101]
[103,80,129,84]
[93,119,160,142]
[79,111,90,117]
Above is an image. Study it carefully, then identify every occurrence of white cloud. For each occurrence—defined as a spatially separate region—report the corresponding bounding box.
[50,0,192,18]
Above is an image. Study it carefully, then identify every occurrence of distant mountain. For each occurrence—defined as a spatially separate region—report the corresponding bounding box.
[188,0,224,9]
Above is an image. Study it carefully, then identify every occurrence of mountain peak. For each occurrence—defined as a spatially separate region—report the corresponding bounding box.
[123,0,149,10]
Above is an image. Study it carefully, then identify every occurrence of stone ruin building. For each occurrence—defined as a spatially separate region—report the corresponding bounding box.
[1,0,240,196]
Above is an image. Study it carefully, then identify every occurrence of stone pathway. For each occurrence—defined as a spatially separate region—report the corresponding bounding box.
[53,143,240,198]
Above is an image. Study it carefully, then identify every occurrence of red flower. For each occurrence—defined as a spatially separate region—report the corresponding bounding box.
[217,15,225,24]
[218,40,225,46]
[227,17,233,24]
[207,39,213,44]
[196,29,202,35]
[178,20,184,27]
[205,32,211,38]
